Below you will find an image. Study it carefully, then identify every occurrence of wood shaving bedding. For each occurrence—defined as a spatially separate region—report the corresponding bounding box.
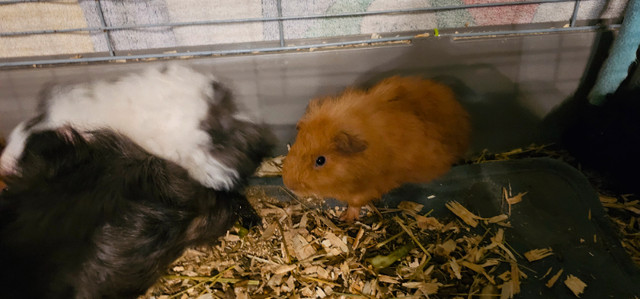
[141,186,554,299]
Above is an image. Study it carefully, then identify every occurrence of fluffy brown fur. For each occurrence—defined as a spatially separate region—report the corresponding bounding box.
[282,76,471,221]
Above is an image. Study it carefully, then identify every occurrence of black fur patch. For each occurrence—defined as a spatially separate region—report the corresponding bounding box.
[211,81,236,113]
[201,81,276,185]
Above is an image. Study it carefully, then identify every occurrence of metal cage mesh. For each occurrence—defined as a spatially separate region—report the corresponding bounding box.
[0,0,628,68]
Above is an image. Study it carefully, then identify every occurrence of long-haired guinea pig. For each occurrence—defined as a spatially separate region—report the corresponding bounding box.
[282,76,471,221]
[0,63,272,191]
[0,127,261,299]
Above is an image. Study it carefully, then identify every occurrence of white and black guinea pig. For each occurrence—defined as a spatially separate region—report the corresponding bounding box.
[0,63,271,191]
[0,64,274,298]
[0,127,262,299]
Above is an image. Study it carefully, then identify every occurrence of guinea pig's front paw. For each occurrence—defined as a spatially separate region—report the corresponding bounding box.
[239,211,261,230]
[235,200,261,229]
[0,159,18,178]
[236,203,261,229]
[339,206,362,222]
[186,154,240,190]
[0,125,29,177]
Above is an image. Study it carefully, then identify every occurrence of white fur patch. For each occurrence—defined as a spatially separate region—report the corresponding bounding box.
[0,64,239,190]
[0,122,28,176]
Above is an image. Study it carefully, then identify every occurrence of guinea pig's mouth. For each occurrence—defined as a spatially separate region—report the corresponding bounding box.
[282,184,314,199]
[282,179,305,194]
[286,189,323,201]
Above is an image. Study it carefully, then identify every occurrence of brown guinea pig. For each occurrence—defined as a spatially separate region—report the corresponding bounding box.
[282,76,471,221]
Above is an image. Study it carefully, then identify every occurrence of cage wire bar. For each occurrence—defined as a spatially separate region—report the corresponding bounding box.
[0,0,622,68]
[93,0,114,57]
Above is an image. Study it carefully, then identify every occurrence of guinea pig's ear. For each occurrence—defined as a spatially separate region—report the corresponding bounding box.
[294,118,307,131]
[371,76,406,102]
[210,81,238,113]
[306,97,328,114]
[333,131,367,154]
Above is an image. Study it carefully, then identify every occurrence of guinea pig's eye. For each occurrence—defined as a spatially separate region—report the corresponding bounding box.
[315,156,326,167]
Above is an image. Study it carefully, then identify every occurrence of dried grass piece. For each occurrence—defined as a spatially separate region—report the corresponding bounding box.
[446,201,479,227]
[500,280,516,299]
[449,258,462,279]
[247,254,278,265]
[510,262,521,294]
[598,195,640,214]
[479,284,499,298]
[394,217,430,256]
[506,192,527,205]
[524,248,554,262]
[272,264,297,275]
[497,148,524,159]
[625,205,640,215]
[254,155,285,177]
[435,239,457,257]
[378,275,400,284]
[599,195,618,204]
[375,231,405,249]
[502,187,527,215]
[352,227,365,249]
[564,274,587,297]
[459,261,495,284]
[545,268,564,288]
[167,265,236,299]
[277,222,294,264]
[402,282,439,295]
[487,229,517,262]
[480,259,500,268]
[315,214,342,233]
[398,201,425,213]
[487,214,509,224]
[260,222,278,241]
[323,232,349,253]
[417,216,444,230]
[301,265,331,280]
[291,233,317,261]
[541,267,554,279]
[300,275,341,287]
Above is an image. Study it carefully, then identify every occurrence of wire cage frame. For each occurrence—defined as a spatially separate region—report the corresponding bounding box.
[0,0,627,68]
